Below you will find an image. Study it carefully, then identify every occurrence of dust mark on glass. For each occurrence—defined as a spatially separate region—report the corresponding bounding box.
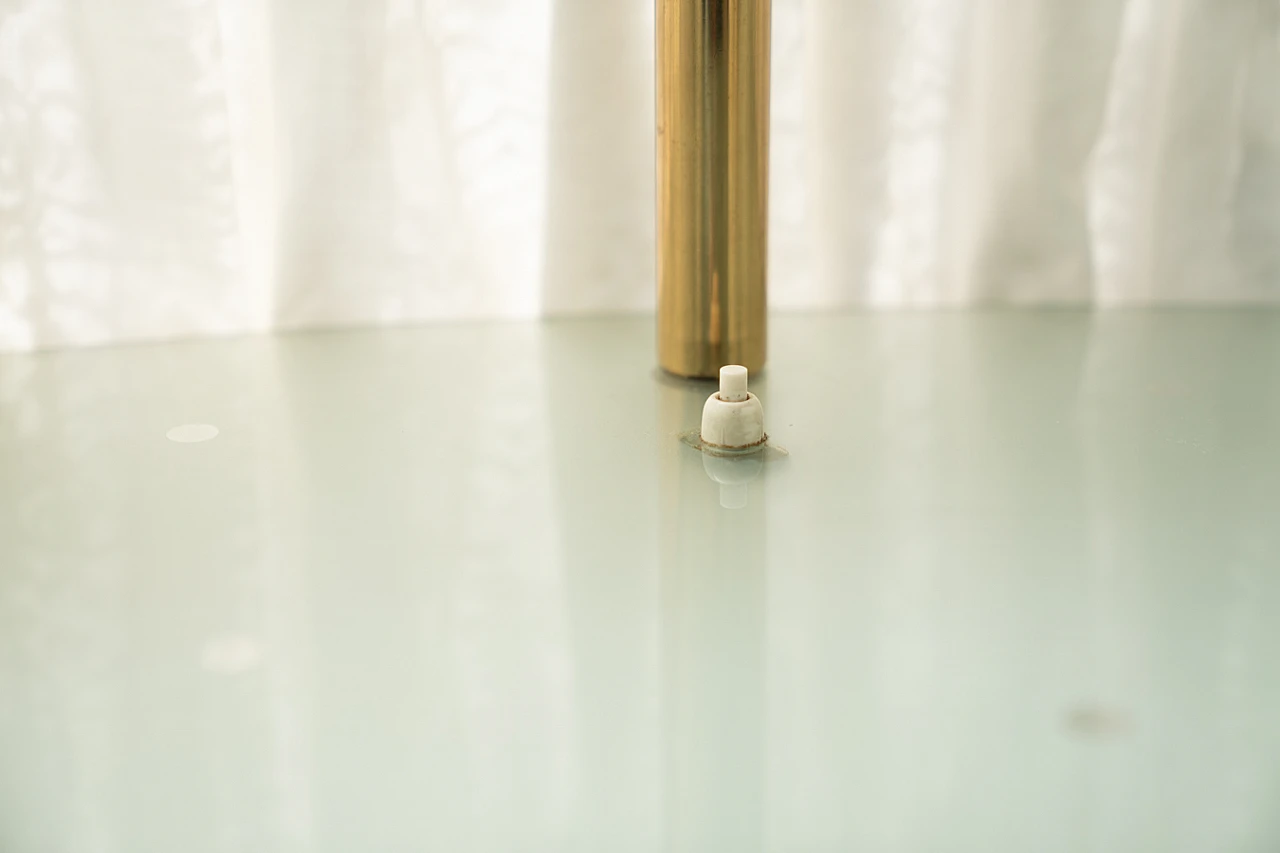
[167,424,219,443]
[1066,705,1135,738]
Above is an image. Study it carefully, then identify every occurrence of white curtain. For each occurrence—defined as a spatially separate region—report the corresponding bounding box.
[1,0,1278,352]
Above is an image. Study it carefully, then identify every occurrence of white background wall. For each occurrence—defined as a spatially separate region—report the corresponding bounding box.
[2,0,1278,351]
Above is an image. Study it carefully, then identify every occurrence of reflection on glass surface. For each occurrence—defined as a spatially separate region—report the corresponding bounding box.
[657,373,767,853]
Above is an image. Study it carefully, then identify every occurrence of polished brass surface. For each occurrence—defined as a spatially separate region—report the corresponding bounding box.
[657,0,771,378]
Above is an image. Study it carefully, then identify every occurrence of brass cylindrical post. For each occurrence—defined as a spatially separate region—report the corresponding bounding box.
[657,0,771,378]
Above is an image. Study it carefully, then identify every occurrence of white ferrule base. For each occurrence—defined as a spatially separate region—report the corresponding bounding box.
[700,365,765,449]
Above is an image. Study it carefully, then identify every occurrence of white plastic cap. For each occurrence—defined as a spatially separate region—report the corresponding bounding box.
[700,365,765,449]
[719,365,749,402]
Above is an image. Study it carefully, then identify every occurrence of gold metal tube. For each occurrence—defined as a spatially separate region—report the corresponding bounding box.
[657,0,771,379]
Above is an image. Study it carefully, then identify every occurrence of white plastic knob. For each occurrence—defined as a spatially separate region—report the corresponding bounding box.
[700,365,765,449]
[719,365,749,402]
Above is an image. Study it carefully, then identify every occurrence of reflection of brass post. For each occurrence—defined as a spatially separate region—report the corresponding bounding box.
[656,378,766,852]
[657,0,771,378]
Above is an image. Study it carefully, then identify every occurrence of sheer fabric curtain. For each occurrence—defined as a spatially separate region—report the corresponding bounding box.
[1,0,1278,351]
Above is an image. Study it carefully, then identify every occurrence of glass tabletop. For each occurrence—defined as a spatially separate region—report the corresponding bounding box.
[2,311,1279,852]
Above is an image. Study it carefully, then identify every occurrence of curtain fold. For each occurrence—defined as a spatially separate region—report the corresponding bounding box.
[2,0,1278,351]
